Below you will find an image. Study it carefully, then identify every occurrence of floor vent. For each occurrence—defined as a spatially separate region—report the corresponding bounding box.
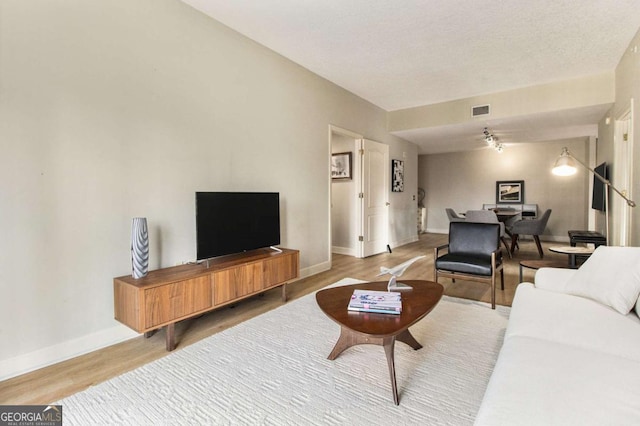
[472,104,490,117]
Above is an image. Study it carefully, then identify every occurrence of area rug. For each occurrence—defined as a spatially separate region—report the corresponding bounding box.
[58,278,510,425]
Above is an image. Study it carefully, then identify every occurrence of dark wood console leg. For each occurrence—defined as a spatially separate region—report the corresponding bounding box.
[165,323,176,351]
[281,283,287,302]
[144,329,157,338]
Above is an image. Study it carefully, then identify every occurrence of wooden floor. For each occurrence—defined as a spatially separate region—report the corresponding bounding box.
[0,233,568,405]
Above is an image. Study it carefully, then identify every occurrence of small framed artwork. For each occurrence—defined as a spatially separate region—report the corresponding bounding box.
[331,152,352,180]
[392,159,404,192]
[496,180,524,204]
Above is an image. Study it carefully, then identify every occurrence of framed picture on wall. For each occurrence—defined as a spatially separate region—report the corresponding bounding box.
[496,180,524,204]
[392,159,404,192]
[331,152,352,180]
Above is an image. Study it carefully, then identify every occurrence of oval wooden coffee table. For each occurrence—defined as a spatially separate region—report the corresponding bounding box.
[316,280,444,405]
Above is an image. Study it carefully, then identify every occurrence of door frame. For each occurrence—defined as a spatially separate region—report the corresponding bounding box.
[612,100,634,246]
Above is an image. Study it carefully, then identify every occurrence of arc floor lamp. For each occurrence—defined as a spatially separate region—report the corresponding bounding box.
[552,147,636,243]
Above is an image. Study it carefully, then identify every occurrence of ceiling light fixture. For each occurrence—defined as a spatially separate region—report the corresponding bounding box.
[483,127,503,153]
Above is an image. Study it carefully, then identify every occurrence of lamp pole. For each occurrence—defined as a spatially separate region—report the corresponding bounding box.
[567,152,636,208]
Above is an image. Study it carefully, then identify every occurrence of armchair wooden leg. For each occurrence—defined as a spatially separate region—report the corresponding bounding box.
[533,235,544,258]
[490,274,496,310]
[500,269,504,290]
[433,248,438,282]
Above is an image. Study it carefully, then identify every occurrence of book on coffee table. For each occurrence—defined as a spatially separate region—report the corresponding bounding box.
[348,289,402,314]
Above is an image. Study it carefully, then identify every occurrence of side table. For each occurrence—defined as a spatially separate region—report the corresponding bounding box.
[549,245,595,268]
[519,259,572,282]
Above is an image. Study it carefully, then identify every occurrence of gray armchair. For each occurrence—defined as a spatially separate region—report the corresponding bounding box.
[508,209,552,258]
[445,208,465,222]
[434,222,504,309]
[465,210,511,258]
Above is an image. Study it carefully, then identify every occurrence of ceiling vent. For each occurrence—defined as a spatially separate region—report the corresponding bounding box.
[472,104,490,117]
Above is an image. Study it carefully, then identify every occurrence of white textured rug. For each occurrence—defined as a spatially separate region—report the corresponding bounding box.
[59,278,510,425]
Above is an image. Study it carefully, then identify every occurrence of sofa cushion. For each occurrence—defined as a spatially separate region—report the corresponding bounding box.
[475,336,640,426]
[534,267,576,292]
[562,246,640,314]
[507,283,640,362]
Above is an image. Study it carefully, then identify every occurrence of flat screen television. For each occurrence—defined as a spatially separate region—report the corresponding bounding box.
[592,162,608,211]
[196,192,280,260]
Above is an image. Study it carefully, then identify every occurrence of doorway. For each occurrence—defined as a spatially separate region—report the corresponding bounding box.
[329,126,389,259]
[330,127,361,257]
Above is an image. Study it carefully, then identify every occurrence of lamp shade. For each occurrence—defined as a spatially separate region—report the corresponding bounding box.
[552,148,577,176]
[551,146,636,209]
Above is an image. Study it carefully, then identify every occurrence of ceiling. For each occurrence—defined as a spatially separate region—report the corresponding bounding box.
[180,0,640,153]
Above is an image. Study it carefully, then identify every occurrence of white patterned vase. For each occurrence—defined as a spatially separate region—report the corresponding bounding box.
[131,217,149,279]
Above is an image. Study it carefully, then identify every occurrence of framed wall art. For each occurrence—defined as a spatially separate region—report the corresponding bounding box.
[496,180,524,204]
[331,152,352,180]
[392,159,404,192]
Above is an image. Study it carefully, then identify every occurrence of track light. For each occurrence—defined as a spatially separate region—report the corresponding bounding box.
[482,127,503,152]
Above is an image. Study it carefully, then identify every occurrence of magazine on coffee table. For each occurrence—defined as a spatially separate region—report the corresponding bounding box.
[348,289,402,314]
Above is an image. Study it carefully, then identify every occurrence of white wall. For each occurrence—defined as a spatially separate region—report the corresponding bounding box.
[419,139,590,239]
[0,0,416,379]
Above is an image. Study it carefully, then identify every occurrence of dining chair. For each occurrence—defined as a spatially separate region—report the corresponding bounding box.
[508,209,552,258]
[434,222,504,309]
[445,208,465,222]
[465,210,511,258]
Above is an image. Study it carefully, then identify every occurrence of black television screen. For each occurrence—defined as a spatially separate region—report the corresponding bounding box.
[592,162,608,211]
[196,192,280,260]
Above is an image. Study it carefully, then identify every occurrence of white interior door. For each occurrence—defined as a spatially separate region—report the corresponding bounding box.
[612,103,634,246]
[359,138,389,257]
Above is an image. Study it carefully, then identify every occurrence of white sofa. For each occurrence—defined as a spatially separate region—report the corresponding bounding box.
[475,246,640,425]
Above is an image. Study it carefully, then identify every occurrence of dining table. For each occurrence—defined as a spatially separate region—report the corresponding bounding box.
[493,210,521,221]
[492,209,521,240]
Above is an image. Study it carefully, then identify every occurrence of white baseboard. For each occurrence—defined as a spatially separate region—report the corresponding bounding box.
[542,235,570,243]
[513,235,569,243]
[426,228,448,234]
[299,260,331,279]
[332,238,418,257]
[390,235,419,249]
[0,324,138,382]
[332,246,356,256]
[425,228,570,244]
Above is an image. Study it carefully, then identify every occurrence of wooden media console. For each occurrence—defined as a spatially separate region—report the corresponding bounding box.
[114,248,299,351]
